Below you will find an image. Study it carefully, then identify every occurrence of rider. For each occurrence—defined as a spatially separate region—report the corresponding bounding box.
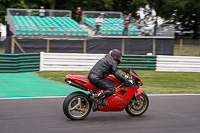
[88,49,130,104]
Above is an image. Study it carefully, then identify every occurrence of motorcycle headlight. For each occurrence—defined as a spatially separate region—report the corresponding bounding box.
[137,81,142,86]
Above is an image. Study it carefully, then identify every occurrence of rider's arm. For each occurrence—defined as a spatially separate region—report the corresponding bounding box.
[112,63,129,84]
[113,70,129,84]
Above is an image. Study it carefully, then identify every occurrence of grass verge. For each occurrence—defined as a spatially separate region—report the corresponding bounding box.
[174,44,200,56]
[36,71,200,94]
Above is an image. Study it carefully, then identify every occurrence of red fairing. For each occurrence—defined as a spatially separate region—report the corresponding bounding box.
[66,74,122,90]
[66,74,98,90]
[130,73,143,86]
[99,87,139,111]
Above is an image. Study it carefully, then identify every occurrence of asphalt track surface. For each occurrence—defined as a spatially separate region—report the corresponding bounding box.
[1,95,200,133]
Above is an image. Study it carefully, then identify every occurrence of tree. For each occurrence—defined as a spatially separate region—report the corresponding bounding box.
[0,0,58,23]
[148,0,200,38]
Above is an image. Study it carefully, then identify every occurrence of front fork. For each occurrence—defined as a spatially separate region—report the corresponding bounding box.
[134,90,144,105]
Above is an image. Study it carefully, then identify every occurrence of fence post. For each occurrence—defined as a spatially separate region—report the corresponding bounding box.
[199,39,200,56]
[83,39,87,53]
[46,39,50,53]
[152,39,156,55]
[122,38,125,54]
[14,38,25,53]
[11,35,15,54]
[179,39,183,56]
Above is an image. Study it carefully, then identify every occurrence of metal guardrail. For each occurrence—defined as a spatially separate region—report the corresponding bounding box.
[82,11,123,19]
[7,8,72,17]
[0,53,40,72]
[156,24,174,38]
[84,21,174,37]
[87,22,144,36]
[6,15,16,34]
[156,55,200,72]
[40,52,156,71]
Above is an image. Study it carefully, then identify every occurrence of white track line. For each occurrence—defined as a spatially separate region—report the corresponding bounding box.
[0,94,200,100]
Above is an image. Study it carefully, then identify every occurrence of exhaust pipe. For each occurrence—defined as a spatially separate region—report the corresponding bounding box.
[65,79,89,91]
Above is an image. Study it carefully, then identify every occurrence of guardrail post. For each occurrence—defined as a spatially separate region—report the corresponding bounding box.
[199,39,200,56]
[122,38,125,54]
[83,39,87,53]
[11,35,25,54]
[46,39,50,53]
[14,38,25,53]
[152,39,156,55]
[179,39,183,56]
[11,35,15,54]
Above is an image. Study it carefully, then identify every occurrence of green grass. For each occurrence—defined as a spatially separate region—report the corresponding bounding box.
[174,44,200,56]
[36,71,200,94]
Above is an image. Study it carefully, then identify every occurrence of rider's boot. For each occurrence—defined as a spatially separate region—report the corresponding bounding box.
[90,90,105,105]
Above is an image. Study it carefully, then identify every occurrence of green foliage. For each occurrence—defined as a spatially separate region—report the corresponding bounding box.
[0,0,146,23]
[11,0,28,8]
[0,0,56,23]
[0,0,199,38]
[103,0,114,10]
[148,0,200,38]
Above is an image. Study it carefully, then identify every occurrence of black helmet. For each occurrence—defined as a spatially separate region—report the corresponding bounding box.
[109,49,122,64]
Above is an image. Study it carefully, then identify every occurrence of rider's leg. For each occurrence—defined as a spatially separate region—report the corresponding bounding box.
[89,74,115,96]
[88,73,115,104]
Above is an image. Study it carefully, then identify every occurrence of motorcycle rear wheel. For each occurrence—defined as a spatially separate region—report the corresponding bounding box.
[125,92,149,116]
[63,92,91,120]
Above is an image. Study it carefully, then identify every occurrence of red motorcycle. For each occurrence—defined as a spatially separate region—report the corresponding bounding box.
[63,68,149,120]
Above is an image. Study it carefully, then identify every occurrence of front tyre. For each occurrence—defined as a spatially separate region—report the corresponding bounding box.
[125,92,149,116]
[63,92,91,120]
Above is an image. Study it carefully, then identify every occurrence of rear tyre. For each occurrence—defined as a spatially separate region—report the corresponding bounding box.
[63,92,91,120]
[125,92,149,116]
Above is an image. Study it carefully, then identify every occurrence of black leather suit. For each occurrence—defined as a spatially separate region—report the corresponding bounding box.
[88,55,129,96]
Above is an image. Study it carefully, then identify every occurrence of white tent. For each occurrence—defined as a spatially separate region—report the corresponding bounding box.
[0,23,7,41]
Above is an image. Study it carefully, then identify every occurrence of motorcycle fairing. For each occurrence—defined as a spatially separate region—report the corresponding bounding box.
[66,74,122,90]
[66,74,98,90]
[99,86,140,111]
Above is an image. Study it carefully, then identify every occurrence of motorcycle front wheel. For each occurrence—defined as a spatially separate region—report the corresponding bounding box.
[63,92,91,120]
[125,92,149,116]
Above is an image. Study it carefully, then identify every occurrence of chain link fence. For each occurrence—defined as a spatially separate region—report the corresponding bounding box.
[174,39,200,56]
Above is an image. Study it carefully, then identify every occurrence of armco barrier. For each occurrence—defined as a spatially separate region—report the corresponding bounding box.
[2,53,200,72]
[0,53,40,72]
[156,55,200,72]
[40,52,156,71]
[40,52,106,71]
[119,55,157,70]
